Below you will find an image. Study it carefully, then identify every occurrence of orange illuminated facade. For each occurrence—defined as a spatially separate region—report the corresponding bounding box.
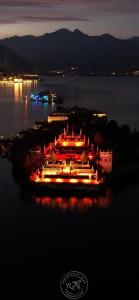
[48,113,69,123]
[29,127,112,189]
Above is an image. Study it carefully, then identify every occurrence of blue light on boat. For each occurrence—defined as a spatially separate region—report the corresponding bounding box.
[43,95,49,101]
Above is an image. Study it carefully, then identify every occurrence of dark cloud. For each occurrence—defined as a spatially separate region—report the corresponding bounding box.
[0,0,138,12]
[23,15,88,22]
[0,0,139,37]
[0,0,90,7]
[0,0,92,25]
[0,15,88,24]
[0,18,16,24]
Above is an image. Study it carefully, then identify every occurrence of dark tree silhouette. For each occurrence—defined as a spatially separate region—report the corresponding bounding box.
[94,132,104,147]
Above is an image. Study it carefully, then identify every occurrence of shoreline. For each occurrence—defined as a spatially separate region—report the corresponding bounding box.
[1,105,139,194]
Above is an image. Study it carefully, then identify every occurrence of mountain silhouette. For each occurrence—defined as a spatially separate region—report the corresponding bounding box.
[0,29,139,74]
[0,44,34,73]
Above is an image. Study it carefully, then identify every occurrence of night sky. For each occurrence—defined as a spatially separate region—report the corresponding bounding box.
[0,0,139,38]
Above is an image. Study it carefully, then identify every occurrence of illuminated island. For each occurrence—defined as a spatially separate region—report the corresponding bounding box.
[1,105,139,194]
[30,126,112,191]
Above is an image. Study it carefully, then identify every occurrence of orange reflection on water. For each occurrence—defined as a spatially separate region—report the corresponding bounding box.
[33,189,112,211]
[14,80,38,102]
[14,82,23,102]
[23,98,28,122]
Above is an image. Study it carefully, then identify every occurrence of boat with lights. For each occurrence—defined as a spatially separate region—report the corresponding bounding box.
[30,89,63,103]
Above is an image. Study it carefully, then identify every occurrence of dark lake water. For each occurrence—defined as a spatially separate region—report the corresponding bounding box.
[0,76,139,136]
[0,77,139,292]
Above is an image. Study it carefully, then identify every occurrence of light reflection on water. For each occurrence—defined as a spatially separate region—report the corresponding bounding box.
[0,80,53,136]
[14,82,23,102]
[0,80,38,102]
[1,76,139,136]
[32,189,112,212]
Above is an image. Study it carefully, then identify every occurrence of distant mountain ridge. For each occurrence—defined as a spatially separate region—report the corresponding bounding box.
[0,44,35,73]
[0,29,139,74]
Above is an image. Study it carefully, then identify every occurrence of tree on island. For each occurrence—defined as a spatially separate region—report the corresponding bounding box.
[94,132,104,148]
[81,151,89,164]
[120,124,131,138]
[107,120,118,137]
[49,152,57,163]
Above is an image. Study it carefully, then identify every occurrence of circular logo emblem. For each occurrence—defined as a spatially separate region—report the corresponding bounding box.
[60,271,88,299]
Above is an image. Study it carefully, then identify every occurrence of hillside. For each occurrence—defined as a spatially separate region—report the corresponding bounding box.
[1,29,139,73]
[0,44,34,73]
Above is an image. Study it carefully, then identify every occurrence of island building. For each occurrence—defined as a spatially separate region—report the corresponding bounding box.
[30,126,112,189]
[48,112,70,123]
[48,107,107,124]
[99,151,113,173]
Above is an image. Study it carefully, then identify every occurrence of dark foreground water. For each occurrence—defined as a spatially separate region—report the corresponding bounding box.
[0,77,139,293]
